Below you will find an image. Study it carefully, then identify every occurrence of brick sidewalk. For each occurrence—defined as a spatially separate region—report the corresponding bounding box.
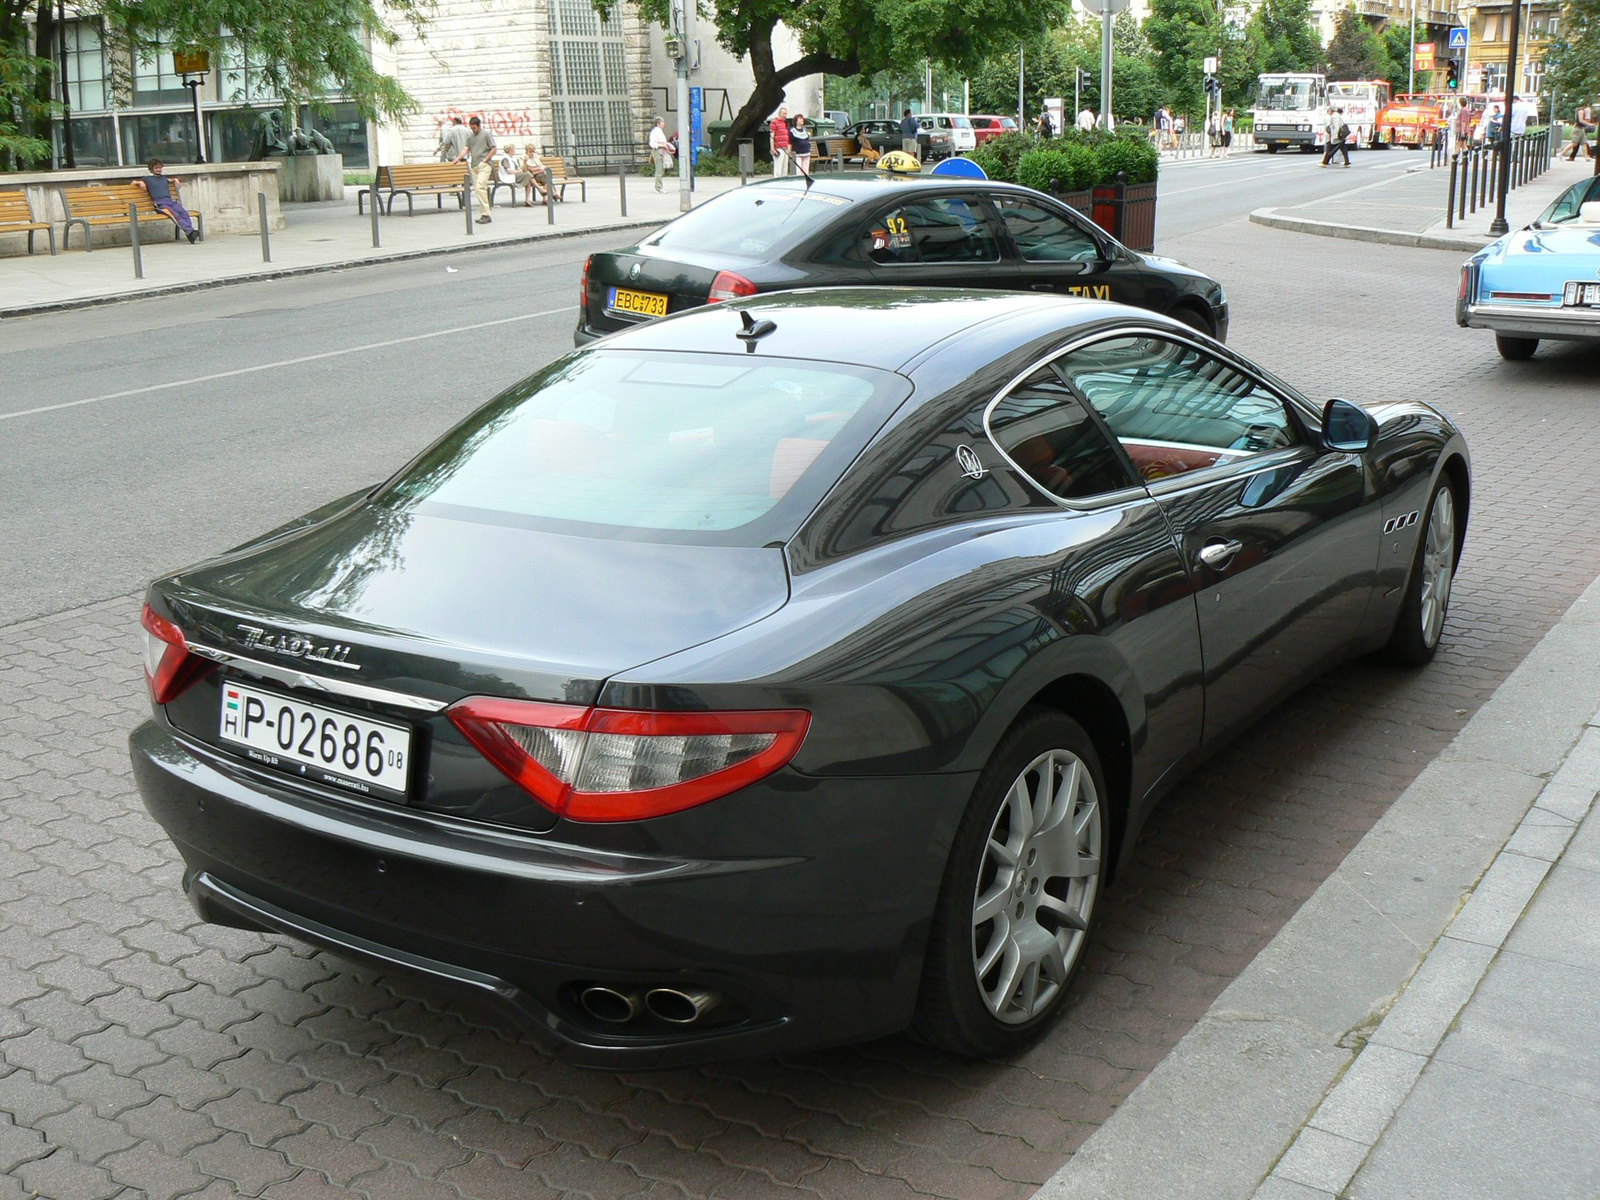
[3,222,1600,1199]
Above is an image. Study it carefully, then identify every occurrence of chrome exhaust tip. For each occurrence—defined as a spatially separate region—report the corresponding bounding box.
[644,987,721,1025]
[579,985,640,1024]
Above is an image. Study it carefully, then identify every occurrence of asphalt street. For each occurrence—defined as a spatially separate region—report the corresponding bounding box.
[0,146,1438,628]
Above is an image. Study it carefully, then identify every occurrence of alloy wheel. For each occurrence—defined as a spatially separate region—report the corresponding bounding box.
[971,749,1102,1023]
[1419,488,1455,649]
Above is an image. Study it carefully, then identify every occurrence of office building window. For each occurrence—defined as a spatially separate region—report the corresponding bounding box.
[60,21,108,112]
[549,0,635,165]
[132,43,190,107]
[220,33,279,103]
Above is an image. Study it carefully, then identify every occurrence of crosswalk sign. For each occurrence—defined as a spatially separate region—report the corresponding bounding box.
[1448,27,1468,49]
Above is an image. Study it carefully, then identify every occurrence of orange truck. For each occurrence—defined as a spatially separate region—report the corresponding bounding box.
[1376,94,1447,148]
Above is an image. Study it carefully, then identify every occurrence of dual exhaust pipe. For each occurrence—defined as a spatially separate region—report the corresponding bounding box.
[579,984,721,1026]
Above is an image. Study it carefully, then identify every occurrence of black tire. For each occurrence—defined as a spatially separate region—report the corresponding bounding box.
[1380,478,1459,666]
[1172,305,1213,338]
[915,709,1110,1057]
[1266,144,1280,153]
[1495,334,1538,361]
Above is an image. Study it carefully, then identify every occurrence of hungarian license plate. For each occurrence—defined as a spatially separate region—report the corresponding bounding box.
[219,681,411,797]
[1563,281,1600,308]
[608,286,668,317]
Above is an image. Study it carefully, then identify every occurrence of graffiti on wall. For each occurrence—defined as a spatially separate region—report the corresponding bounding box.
[434,107,538,138]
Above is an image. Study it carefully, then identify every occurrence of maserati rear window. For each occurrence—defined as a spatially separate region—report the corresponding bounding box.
[381,351,906,544]
[643,183,851,258]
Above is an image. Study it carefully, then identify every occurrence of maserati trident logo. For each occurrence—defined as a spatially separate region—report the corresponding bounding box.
[629,262,642,280]
[955,444,987,480]
[237,624,360,671]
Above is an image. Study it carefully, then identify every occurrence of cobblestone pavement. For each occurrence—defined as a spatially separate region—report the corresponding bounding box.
[4,223,1600,1199]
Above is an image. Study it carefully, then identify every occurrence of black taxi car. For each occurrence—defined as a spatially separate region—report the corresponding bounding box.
[576,174,1228,346]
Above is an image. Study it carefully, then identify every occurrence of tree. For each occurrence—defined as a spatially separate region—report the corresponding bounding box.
[603,0,1074,154]
[1545,0,1600,113]
[0,0,432,169]
[1144,0,1223,118]
[1251,0,1322,73]
[1325,10,1379,80]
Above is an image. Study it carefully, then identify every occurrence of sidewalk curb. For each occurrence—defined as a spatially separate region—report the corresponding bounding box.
[1037,574,1600,1200]
[0,216,666,321]
[1249,207,1491,252]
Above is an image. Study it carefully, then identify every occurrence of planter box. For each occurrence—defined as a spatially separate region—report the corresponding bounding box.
[1052,176,1158,253]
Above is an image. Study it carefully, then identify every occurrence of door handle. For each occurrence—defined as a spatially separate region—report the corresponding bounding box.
[1197,538,1243,569]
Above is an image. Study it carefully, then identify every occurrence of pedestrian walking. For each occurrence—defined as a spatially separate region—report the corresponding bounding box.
[1222,108,1235,154]
[648,118,675,192]
[1321,107,1351,167]
[1564,100,1595,161]
[454,115,498,223]
[1155,107,1173,150]
[771,105,792,176]
[900,108,921,158]
[1207,111,1221,157]
[1076,105,1095,133]
[438,117,468,163]
[790,114,813,176]
[132,159,199,243]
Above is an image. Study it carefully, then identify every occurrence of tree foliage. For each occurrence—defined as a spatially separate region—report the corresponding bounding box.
[603,0,1073,153]
[1250,0,1322,73]
[1545,0,1600,110]
[1324,10,1380,80]
[1144,0,1223,117]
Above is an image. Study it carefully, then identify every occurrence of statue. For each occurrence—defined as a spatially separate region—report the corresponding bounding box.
[306,128,335,154]
[249,111,288,160]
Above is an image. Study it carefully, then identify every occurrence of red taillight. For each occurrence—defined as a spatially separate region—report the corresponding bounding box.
[1459,266,1469,300]
[447,697,810,822]
[140,603,203,704]
[581,255,592,313]
[707,270,758,304]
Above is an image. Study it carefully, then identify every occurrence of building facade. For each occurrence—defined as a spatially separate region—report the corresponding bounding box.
[1457,0,1561,96]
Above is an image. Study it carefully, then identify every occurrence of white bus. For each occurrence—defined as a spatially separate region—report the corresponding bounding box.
[1327,79,1392,148]
[1252,73,1328,152]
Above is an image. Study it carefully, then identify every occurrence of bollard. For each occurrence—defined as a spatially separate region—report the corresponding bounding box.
[1446,154,1458,228]
[1468,148,1479,213]
[370,184,381,248]
[835,148,844,172]
[546,175,555,225]
[464,167,474,235]
[258,192,272,263]
[128,203,143,279]
[619,161,627,217]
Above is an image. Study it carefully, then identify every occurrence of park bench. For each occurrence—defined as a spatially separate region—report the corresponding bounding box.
[360,163,469,215]
[0,189,55,255]
[60,183,202,252]
[544,158,586,202]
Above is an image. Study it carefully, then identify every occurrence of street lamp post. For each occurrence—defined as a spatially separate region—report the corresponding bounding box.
[1489,0,1523,234]
[173,46,210,164]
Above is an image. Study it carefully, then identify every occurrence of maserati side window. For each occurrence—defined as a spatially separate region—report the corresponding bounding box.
[992,198,1102,263]
[1057,337,1300,483]
[865,198,1001,266]
[987,368,1137,501]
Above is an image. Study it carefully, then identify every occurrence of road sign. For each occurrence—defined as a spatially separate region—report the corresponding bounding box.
[1414,42,1436,71]
[1203,56,1218,75]
[1078,0,1130,14]
[1448,28,1468,50]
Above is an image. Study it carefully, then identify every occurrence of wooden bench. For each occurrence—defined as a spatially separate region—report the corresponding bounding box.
[60,183,202,252]
[360,163,469,215]
[544,158,586,202]
[0,189,55,255]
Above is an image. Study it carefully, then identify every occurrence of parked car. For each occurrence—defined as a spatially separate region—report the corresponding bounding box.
[918,113,978,158]
[131,289,1469,1066]
[970,114,1021,144]
[576,174,1228,345]
[1456,173,1600,360]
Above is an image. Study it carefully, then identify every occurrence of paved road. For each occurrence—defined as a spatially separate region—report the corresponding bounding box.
[3,172,1599,1200]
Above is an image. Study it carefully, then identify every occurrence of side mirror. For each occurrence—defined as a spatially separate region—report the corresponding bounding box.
[1323,398,1379,453]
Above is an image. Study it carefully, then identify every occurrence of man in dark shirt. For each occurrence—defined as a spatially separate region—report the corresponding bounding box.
[900,109,921,159]
[134,159,198,243]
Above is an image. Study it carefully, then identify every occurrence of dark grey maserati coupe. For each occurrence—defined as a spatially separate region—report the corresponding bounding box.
[131,289,1469,1067]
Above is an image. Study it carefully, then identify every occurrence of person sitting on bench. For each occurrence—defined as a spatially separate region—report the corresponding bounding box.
[134,159,198,244]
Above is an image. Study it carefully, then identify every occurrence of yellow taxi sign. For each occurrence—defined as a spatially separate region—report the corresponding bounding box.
[876,150,923,176]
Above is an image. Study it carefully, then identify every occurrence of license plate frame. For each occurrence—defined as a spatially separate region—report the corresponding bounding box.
[219,680,413,799]
[1562,281,1600,308]
[607,286,669,318]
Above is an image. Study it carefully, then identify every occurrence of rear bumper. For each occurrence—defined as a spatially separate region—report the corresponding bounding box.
[130,720,969,1067]
[1460,302,1600,342]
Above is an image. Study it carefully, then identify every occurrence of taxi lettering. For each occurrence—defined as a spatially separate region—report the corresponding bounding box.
[1066,284,1112,300]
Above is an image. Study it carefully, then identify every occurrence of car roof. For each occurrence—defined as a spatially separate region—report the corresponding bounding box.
[735,174,1060,204]
[581,287,1167,375]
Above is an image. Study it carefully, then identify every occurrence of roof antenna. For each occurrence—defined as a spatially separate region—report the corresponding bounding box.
[736,308,777,350]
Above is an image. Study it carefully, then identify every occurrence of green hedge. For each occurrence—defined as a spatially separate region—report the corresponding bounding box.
[968,129,1159,190]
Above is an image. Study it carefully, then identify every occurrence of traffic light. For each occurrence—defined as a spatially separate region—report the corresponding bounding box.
[1204,73,1221,101]
[1445,60,1459,90]
[1076,67,1090,92]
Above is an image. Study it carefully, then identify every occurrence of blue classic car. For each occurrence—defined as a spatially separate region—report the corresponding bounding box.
[1457,172,1600,360]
